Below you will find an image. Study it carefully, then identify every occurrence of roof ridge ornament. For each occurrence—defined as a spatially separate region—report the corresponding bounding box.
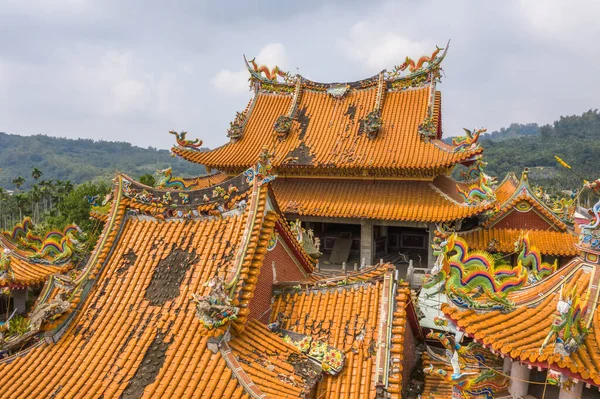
[387,40,450,81]
[169,130,203,150]
[452,128,485,153]
[244,55,298,86]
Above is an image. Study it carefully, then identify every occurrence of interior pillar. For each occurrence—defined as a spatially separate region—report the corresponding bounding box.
[427,223,436,269]
[503,357,512,374]
[360,220,374,266]
[12,288,28,314]
[509,362,530,398]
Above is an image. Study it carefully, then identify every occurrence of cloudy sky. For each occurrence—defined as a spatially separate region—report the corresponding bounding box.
[0,0,598,149]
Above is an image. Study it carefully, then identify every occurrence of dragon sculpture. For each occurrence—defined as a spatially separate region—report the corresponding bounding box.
[424,234,528,310]
[248,57,289,82]
[452,128,486,153]
[460,159,487,182]
[0,249,14,282]
[21,224,82,250]
[514,232,557,283]
[425,332,509,399]
[154,167,192,190]
[169,130,202,149]
[539,285,589,357]
[397,45,444,73]
[28,233,81,264]
[2,217,35,241]
[457,173,496,205]
[550,197,575,222]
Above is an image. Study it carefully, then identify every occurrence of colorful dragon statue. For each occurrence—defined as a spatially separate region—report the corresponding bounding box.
[452,128,486,153]
[28,233,80,264]
[425,234,528,309]
[155,167,189,190]
[22,224,82,250]
[514,232,557,283]
[169,130,202,149]
[551,197,575,222]
[460,159,487,182]
[425,332,508,399]
[457,173,496,205]
[248,57,290,82]
[398,45,444,73]
[540,285,589,356]
[2,217,35,241]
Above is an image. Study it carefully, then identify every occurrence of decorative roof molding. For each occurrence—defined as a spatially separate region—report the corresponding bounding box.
[243,41,449,93]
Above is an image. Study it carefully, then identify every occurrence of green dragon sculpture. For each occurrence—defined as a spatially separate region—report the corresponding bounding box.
[514,232,557,283]
[169,130,202,149]
[424,234,528,310]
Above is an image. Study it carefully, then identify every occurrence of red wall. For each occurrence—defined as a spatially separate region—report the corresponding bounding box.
[248,238,307,323]
[494,209,554,230]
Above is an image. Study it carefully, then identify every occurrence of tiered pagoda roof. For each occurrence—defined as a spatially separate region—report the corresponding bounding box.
[273,176,494,222]
[0,158,418,398]
[172,44,482,179]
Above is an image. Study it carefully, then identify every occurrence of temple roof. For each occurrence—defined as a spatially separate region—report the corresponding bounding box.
[0,230,74,289]
[0,163,323,398]
[172,46,483,176]
[458,227,578,256]
[442,256,600,386]
[271,265,420,398]
[272,176,494,223]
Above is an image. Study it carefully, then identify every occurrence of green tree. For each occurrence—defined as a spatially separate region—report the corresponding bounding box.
[45,181,110,233]
[139,173,156,187]
[12,176,25,190]
[31,168,42,180]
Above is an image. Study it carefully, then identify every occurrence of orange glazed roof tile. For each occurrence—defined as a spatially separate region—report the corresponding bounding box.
[0,166,319,398]
[271,265,418,398]
[459,228,578,256]
[272,177,493,222]
[442,256,600,387]
[172,56,482,173]
[494,172,519,205]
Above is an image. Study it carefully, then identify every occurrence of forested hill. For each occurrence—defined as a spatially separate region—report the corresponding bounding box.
[454,110,600,190]
[0,132,205,189]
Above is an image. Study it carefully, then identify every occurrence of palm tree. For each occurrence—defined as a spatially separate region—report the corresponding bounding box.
[12,176,25,191]
[31,168,42,181]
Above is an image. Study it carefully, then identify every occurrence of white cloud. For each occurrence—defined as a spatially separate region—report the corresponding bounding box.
[210,69,249,95]
[341,22,433,71]
[210,42,287,95]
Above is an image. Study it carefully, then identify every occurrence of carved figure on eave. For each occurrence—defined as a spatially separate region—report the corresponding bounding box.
[540,285,589,356]
[227,111,246,142]
[169,130,203,149]
[0,249,14,281]
[452,128,485,153]
[28,293,72,331]
[192,277,239,330]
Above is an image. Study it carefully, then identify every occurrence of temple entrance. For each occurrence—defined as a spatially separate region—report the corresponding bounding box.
[302,219,430,277]
[304,222,361,272]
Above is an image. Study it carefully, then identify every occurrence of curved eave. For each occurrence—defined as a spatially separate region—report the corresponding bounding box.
[171,143,483,172]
